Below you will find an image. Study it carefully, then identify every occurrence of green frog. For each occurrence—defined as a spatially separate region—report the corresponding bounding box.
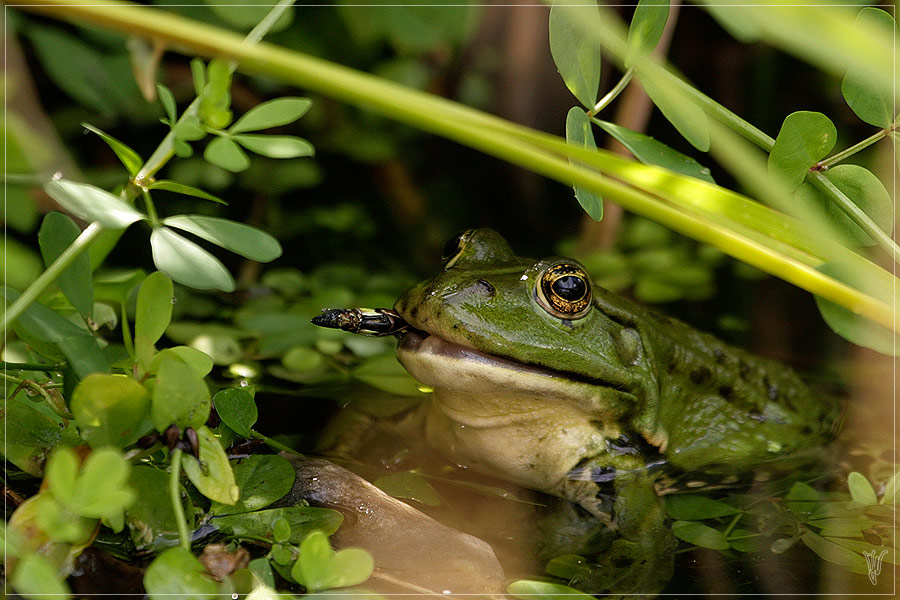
[313,229,842,597]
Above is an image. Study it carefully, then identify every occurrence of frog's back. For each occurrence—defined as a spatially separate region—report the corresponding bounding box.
[613,299,842,473]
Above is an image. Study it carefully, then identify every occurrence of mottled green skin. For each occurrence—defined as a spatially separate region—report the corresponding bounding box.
[395,229,839,472]
[391,229,841,597]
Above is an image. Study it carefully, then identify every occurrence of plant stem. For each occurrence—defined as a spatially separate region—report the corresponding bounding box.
[3,222,106,331]
[1,361,65,371]
[722,512,744,538]
[808,171,900,259]
[254,432,301,456]
[169,448,191,551]
[588,68,634,116]
[818,128,891,169]
[11,0,899,330]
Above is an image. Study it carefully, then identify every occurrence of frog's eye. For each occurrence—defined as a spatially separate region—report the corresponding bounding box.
[537,263,592,319]
[442,230,475,269]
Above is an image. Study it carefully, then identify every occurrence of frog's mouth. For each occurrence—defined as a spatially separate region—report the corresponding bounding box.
[396,328,621,403]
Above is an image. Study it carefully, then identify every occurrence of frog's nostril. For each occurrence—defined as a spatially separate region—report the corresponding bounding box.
[475,279,496,297]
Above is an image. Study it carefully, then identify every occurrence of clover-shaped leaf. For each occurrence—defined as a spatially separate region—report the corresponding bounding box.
[204,136,250,172]
[230,97,312,134]
[233,134,314,159]
[161,215,282,262]
[44,179,144,229]
[292,530,373,592]
[150,227,235,292]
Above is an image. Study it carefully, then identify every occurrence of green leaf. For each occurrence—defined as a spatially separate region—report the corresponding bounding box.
[149,346,214,378]
[150,357,211,431]
[292,530,373,592]
[4,287,110,378]
[45,445,79,501]
[785,481,825,520]
[143,547,219,600]
[814,262,897,355]
[210,454,295,516]
[150,227,236,292]
[549,1,602,109]
[70,447,136,523]
[594,119,714,183]
[38,212,94,318]
[11,553,72,600]
[565,108,603,220]
[639,69,710,151]
[157,83,177,123]
[70,374,151,449]
[0,395,78,476]
[847,471,878,506]
[181,425,239,505]
[204,136,249,172]
[191,58,206,97]
[82,123,143,176]
[351,354,424,396]
[506,579,596,600]
[27,26,111,114]
[230,97,313,134]
[212,507,343,544]
[148,180,226,205]
[801,531,868,574]
[881,471,899,505]
[799,165,892,246]
[671,520,730,550]
[233,134,315,159]
[199,59,233,129]
[173,115,207,142]
[841,8,896,127]
[373,471,441,506]
[126,465,190,552]
[806,517,869,538]
[44,180,145,229]
[161,215,282,262]
[768,111,837,189]
[665,495,741,520]
[627,0,669,64]
[213,388,258,438]
[135,271,174,368]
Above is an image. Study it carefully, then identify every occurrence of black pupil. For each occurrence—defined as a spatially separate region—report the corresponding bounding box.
[552,275,586,301]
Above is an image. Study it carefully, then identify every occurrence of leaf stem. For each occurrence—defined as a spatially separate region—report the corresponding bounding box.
[807,171,899,259]
[170,447,191,551]
[817,128,891,169]
[722,512,744,538]
[588,68,634,116]
[3,222,106,332]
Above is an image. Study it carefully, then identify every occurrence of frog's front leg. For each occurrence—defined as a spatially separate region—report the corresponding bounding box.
[553,456,675,598]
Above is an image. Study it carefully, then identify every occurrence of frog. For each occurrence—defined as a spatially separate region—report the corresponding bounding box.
[312,228,842,597]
